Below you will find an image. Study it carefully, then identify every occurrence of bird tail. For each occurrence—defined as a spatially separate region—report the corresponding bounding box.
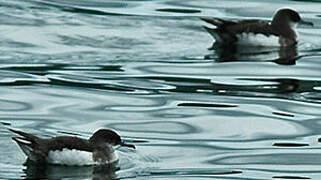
[202,26,223,43]
[9,129,40,161]
[9,128,39,143]
[200,17,226,27]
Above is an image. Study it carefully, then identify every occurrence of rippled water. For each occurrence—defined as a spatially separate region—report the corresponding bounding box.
[1,0,321,179]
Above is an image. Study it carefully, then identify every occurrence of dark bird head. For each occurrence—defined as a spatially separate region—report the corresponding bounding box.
[272,8,313,28]
[89,129,135,149]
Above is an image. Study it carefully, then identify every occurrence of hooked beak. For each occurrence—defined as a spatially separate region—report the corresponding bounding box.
[121,141,136,149]
[299,20,313,26]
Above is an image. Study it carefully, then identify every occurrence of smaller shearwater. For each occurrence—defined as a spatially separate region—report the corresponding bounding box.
[201,8,313,46]
[10,128,135,166]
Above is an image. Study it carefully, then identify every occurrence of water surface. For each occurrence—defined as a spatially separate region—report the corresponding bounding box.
[1,0,321,179]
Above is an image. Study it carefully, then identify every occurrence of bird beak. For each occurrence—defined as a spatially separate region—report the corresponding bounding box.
[121,141,136,149]
[299,20,313,26]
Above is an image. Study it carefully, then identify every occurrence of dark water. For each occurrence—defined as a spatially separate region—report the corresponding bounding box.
[1,0,321,179]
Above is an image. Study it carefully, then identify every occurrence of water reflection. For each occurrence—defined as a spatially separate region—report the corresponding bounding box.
[205,43,299,65]
[273,142,309,147]
[211,78,301,94]
[109,121,199,135]
[149,168,242,178]
[272,175,311,179]
[23,160,118,180]
[212,153,321,165]
[1,0,321,179]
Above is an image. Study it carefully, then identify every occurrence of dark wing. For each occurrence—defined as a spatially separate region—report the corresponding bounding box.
[227,20,277,36]
[201,17,239,43]
[46,136,92,152]
[201,18,278,44]
[200,17,237,28]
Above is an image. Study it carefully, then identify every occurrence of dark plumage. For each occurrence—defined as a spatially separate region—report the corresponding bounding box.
[10,128,135,165]
[201,8,313,46]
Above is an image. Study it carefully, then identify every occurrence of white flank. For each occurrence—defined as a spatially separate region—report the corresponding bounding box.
[291,22,299,40]
[48,149,95,166]
[48,148,119,166]
[236,33,280,47]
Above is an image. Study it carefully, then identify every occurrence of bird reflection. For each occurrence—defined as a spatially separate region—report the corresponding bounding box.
[205,43,299,65]
[22,159,119,180]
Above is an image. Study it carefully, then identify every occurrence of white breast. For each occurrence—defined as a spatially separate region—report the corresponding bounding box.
[47,148,118,166]
[236,33,280,47]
